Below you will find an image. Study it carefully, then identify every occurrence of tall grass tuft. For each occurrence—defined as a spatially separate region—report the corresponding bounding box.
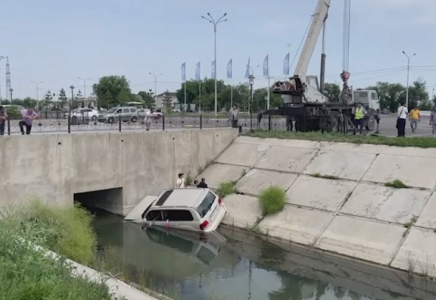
[216,181,238,198]
[258,186,286,216]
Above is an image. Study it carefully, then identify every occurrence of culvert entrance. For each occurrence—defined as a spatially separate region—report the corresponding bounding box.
[74,187,123,216]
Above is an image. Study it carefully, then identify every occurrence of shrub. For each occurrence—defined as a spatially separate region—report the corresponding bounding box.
[258,186,286,216]
[0,198,97,265]
[385,179,409,189]
[216,181,237,198]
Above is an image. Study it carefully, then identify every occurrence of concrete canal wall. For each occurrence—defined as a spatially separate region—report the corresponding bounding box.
[0,128,238,215]
[197,136,436,277]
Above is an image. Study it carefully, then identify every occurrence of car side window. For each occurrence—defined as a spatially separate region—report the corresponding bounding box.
[162,210,194,221]
[130,108,136,113]
[122,108,129,113]
[145,210,163,221]
[115,109,121,114]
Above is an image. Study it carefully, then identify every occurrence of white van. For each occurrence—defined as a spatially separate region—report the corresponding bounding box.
[142,188,227,232]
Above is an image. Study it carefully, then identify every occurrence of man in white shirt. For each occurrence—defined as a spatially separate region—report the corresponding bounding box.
[176,173,185,188]
[396,103,408,137]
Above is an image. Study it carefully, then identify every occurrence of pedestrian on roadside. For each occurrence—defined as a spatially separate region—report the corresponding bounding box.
[19,107,39,135]
[396,103,408,137]
[228,105,238,128]
[197,178,208,188]
[409,106,420,133]
[374,109,381,134]
[353,102,366,135]
[0,106,7,136]
[176,173,185,188]
[144,108,154,131]
[430,107,436,137]
[286,115,293,132]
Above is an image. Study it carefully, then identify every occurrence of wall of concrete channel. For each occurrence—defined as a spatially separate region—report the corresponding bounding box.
[196,136,436,278]
[0,128,239,215]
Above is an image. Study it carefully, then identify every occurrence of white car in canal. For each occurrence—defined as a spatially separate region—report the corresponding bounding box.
[141,188,227,232]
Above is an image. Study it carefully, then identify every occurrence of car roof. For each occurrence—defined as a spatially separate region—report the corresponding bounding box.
[153,188,210,208]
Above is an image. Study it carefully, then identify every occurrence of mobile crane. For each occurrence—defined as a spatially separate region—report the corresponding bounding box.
[265,0,379,132]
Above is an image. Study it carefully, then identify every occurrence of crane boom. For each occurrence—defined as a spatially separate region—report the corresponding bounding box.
[294,0,331,80]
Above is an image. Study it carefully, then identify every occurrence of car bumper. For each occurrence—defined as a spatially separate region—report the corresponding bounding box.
[203,203,227,232]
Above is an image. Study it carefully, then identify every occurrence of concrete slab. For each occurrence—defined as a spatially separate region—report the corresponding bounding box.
[341,183,430,224]
[215,142,269,167]
[316,215,407,265]
[286,175,356,212]
[303,150,376,181]
[196,164,247,189]
[416,192,436,229]
[257,206,334,246]
[221,194,262,229]
[391,227,436,277]
[255,145,317,173]
[363,154,436,189]
[236,169,297,196]
[124,196,157,222]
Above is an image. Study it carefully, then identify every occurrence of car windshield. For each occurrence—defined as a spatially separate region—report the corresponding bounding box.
[106,108,117,113]
[197,192,216,218]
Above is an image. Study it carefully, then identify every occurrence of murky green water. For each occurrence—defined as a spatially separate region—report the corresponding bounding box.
[93,211,436,300]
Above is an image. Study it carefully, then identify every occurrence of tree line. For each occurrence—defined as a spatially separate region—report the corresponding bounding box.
[3,75,435,112]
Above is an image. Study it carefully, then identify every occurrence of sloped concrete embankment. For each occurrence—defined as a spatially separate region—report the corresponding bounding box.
[197,136,436,277]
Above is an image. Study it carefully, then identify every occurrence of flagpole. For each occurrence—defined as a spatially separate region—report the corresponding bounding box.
[199,81,202,113]
[267,73,270,110]
[184,81,187,112]
[230,85,233,108]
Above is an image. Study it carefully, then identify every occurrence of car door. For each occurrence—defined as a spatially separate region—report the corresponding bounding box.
[122,108,130,121]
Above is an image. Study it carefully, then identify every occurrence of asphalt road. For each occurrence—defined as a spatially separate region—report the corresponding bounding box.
[2,115,434,138]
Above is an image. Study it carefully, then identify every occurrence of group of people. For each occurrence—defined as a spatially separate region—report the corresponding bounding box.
[176,173,208,188]
[0,106,39,136]
[397,104,436,137]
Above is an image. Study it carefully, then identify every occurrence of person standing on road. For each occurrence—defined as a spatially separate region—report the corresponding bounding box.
[176,173,185,188]
[229,105,238,128]
[430,107,436,137]
[353,102,366,135]
[19,107,39,135]
[286,115,293,132]
[144,108,154,131]
[0,106,7,136]
[409,106,420,133]
[396,103,408,137]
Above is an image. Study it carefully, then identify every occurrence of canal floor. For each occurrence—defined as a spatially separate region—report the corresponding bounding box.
[93,211,436,300]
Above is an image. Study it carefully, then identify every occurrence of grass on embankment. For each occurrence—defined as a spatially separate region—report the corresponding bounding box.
[216,181,238,198]
[258,186,286,216]
[0,199,120,300]
[247,130,436,148]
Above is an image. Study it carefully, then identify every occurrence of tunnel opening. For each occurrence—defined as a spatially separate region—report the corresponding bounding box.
[74,187,124,216]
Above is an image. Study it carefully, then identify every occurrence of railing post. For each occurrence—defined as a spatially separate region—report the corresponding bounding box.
[118,115,122,132]
[45,110,48,119]
[200,114,202,130]
[67,115,71,134]
[268,115,271,131]
[7,118,10,135]
[162,115,165,131]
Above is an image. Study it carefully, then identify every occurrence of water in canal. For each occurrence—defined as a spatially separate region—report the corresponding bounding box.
[94,210,436,300]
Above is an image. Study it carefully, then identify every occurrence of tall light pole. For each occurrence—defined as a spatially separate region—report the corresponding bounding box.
[9,88,13,101]
[78,77,91,106]
[249,75,255,131]
[402,51,416,110]
[0,56,4,105]
[202,12,228,117]
[149,72,162,108]
[31,81,43,110]
[432,83,436,101]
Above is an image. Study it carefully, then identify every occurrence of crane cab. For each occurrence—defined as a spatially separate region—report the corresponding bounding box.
[353,90,380,111]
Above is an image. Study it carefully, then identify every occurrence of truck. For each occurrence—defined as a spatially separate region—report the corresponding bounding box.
[265,0,380,133]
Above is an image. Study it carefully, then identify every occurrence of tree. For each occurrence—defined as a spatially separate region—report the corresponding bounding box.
[58,88,68,109]
[22,97,37,108]
[162,90,173,113]
[92,75,131,109]
[138,90,155,108]
[45,90,53,102]
[323,83,341,102]
[366,82,405,112]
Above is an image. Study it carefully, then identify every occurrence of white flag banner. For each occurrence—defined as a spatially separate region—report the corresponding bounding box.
[263,55,269,77]
[227,59,232,79]
[181,63,186,81]
[195,62,201,81]
[211,60,216,79]
[245,57,250,78]
[283,53,290,75]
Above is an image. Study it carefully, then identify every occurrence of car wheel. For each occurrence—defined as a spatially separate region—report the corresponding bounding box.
[108,117,114,124]
[91,115,97,121]
[131,116,137,123]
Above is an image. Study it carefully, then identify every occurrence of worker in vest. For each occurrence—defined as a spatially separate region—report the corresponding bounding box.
[353,102,366,135]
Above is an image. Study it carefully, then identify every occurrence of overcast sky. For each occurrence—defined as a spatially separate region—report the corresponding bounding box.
[1,0,436,99]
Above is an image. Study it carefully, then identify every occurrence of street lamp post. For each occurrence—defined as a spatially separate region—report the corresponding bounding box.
[432,83,436,101]
[402,51,416,110]
[0,56,4,105]
[202,12,228,117]
[9,88,13,100]
[149,72,162,108]
[249,75,255,131]
[78,77,91,107]
[31,81,43,110]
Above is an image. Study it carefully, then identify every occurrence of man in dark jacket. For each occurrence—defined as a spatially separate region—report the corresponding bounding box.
[197,178,208,188]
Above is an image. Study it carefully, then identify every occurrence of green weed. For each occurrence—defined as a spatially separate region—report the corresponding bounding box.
[385,179,409,189]
[258,186,286,216]
[217,181,238,198]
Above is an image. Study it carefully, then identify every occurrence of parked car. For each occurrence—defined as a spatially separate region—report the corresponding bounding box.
[65,108,99,124]
[381,108,391,115]
[142,188,227,232]
[138,108,151,119]
[98,106,139,123]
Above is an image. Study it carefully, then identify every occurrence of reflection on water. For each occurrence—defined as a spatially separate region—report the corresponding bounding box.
[94,211,436,300]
